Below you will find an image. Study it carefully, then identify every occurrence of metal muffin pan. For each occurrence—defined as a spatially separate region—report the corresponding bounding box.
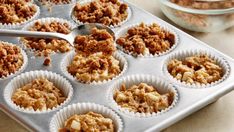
[1,1,234,132]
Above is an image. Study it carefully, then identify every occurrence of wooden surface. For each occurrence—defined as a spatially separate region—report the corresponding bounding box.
[1,0,234,131]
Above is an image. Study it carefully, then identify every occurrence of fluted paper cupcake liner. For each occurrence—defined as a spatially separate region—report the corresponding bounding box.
[115,22,179,57]
[0,3,40,29]
[3,70,74,114]
[70,0,132,28]
[19,17,76,55]
[163,50,230,88]
[0,41,28,81]
[107,74,178,118]
[50,102,123,132]
[36,0,76,5]
[61,51,128,85]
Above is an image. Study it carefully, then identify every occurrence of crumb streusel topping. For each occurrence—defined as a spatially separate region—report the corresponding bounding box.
[114,83,174,113]
[0,0,37,24]
[116,23,175,55]
[73,0,128,26]
[167,55,223,84]
[67,52,121,83]
[0,42,24,78]
[12,78,66,111]
[59,112,114,132]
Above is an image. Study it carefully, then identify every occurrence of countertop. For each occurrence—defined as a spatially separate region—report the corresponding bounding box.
[0,0,234,132]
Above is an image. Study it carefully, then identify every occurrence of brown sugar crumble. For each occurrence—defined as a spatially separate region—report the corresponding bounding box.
[0,0,37,24]
[59,112,114,132]
[43,57,51,66]
[73,0,128,26]
[12,78,66,111]
[21,21,72,66]
[167,55,223,84]
[114,83,174,113]
[74,28,116,56]
[116,23,175,55]
[0,42,24,78]
[68,28,121,83]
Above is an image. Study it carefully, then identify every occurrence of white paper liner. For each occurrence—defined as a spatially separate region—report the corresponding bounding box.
[107,74,178,118]
[19,17,76,55]
[50,102,123,132]
[70,0,132,28]
[115,22,179,57]
[60,51,128,85]
[36,0,76,5]
[163,50,230,88]
[3,70,74,114]
[0,41,28,81]
[0,3,40,29]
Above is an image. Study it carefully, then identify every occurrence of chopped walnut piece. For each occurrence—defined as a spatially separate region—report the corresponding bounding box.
[116,23,175,55]
[114,83,174,113]
[12,78,66,111]
[59,112,114,132]
[67,52,121,83]
[0,0,37,24]
[167,55,223,84]
[74,28,115,56]
[0,42,24,78]
[73,0,128,26]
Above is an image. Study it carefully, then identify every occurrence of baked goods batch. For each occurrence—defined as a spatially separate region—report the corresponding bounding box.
[59,112,114,132]
[0,42,24,78]
[73,0,128,26]
[167,55,223,84]
[0,0,37,24]
[116,23,175,55]
[12,78,66,111]
[114,83,174,113]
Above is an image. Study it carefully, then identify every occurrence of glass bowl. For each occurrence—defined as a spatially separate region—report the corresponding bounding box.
[159,0,234,32]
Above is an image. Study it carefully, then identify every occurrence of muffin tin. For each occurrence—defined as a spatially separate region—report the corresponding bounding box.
[1,1,234,132]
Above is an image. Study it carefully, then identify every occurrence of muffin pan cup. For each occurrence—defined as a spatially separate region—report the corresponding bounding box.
[3,70,73,114]
[107,74,178,118]
[50,102,123,132]
[0,41,28,81]
[60,51,128,85]
[1,1,234,132]
[70,0,132,28]
[36,0,76,5]
[19,17,76,56]
[163,50,230,88]
[115,22,179,58]
[0,3,40,29]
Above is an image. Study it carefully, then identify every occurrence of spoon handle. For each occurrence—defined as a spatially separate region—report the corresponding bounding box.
[0,29,67,40]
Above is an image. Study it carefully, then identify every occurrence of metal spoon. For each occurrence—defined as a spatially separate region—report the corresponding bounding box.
[0,23,115,46]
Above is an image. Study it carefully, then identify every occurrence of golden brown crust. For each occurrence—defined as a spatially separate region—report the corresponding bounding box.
[59,112,114,132]
[0,42,24,78]
[167,55,223,84]
[73,0,128,26]
[114,83,174,113]
[12,78,66,111]
[116,23,175,55]
[0,0,37,24]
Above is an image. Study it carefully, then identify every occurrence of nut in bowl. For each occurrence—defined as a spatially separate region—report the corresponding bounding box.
[107,75,178,118]
[159,0,234,32]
